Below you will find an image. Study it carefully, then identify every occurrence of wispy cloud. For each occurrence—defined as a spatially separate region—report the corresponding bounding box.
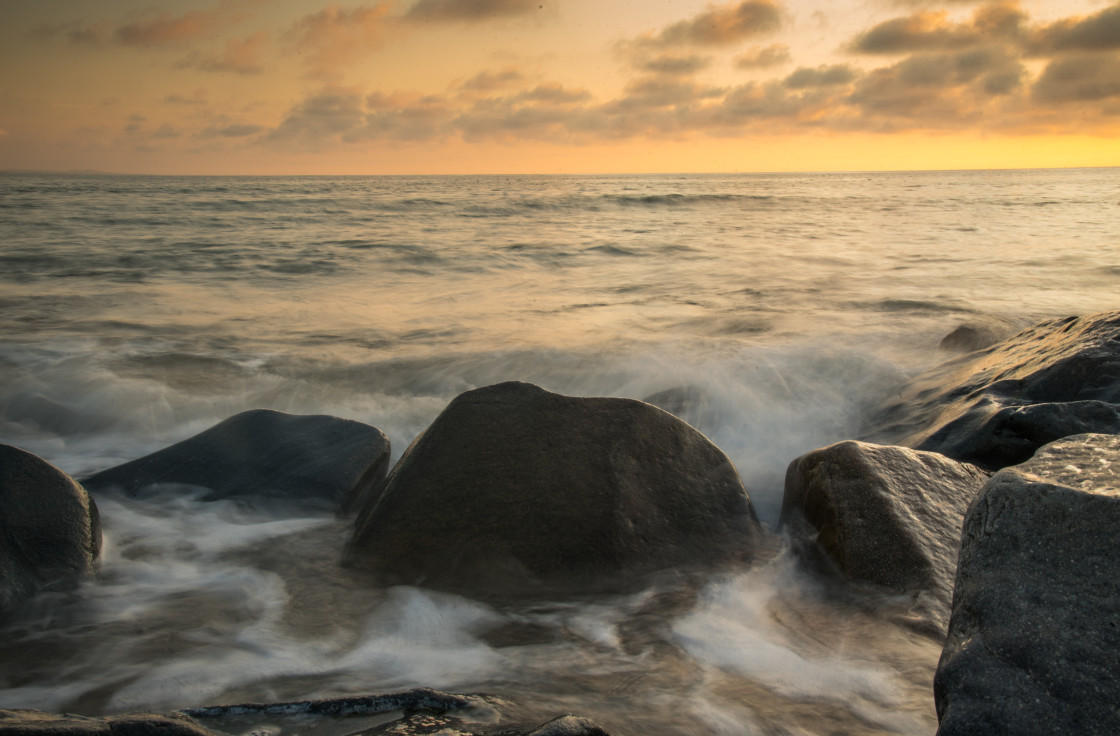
[114,9,228,46]
[286,3,399,77]
[177,31,269,74]
[784,65,858,89]
[268,87,370,145]
[734,44,791,69]
[631,1,784,49]
[456,68,527,92]
[404,0,542,23]
[637,54,714,76]
[28,20,107,45]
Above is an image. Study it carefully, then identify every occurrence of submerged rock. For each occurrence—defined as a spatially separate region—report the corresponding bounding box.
[938,317,1019,353]
[345,381,762,598]
[935,434,1120,735]
[82,409,390,514]
[870,311,1120,469]
[780,441,988,633]
[0,445,101,612]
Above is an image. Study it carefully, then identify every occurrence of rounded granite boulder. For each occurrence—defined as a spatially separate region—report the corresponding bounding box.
[344,382,762,598]
[0,444,102,612]
[781,440,989,633]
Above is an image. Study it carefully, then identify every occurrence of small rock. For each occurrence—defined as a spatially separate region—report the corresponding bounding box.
[781,440,989,633]
[938,317,1019,353]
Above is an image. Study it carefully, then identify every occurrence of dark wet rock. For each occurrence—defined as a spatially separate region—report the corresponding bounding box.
[187,690,612,736]
[82,409,390,515]
[0,709,216,736]
[524,716,614,736]
[0,691,616,736]
[0,445,101,612]
[780,440,989,634]
[355,712,613,736]
[869,311,1120,469]
[935,434,1120,735]
[182,688,477,719]
[938,317,1020,353]
[345,381,762,598]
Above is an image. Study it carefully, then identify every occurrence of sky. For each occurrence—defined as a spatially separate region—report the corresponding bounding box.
[2,0,1119,174]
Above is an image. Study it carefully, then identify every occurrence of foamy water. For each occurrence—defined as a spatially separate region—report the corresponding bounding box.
[1,168,1117,734]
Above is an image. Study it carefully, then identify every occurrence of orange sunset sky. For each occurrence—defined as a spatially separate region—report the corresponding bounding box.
[2,0,1119,174]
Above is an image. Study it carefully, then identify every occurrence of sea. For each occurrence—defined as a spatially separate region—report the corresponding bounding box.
[0,168,1117,735]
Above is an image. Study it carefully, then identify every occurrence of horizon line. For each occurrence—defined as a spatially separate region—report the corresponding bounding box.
[2,164,1117,178]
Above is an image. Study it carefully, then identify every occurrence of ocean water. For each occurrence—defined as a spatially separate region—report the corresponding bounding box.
[0,169,1117,734]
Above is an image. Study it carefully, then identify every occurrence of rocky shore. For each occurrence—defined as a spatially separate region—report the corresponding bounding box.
[2,311,1118,735]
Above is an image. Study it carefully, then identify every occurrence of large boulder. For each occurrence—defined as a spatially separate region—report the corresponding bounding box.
[82,409,390,515]
[0,445,102,612]
[869,311,1120,469]
[780,441,989,633]
[934,434,1120,735]
[344,382,762,598]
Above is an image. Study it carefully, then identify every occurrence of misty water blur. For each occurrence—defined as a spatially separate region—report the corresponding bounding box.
[1,169,1117,734]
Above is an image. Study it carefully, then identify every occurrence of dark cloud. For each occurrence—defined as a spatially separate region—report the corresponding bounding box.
[404,0,542,22]
[638,54,713,76]
[709,81,828,124]
[849,2,1025,55]
[606,78,726,112]
[1028,4,1120,55]
[734,44,791,69]
[784,64,857,89]
[176,32,268,75]
[1033,52,1120,102]
[634,1,783,48]
[847,47,1024,120]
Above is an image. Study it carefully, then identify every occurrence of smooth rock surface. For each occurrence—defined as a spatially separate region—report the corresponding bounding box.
[82,409,390,514]
[0,445,101,612]
[870,311,1120,469]
[935,433,1120,735]
[345,381,762,597]
[780,440,989,633]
